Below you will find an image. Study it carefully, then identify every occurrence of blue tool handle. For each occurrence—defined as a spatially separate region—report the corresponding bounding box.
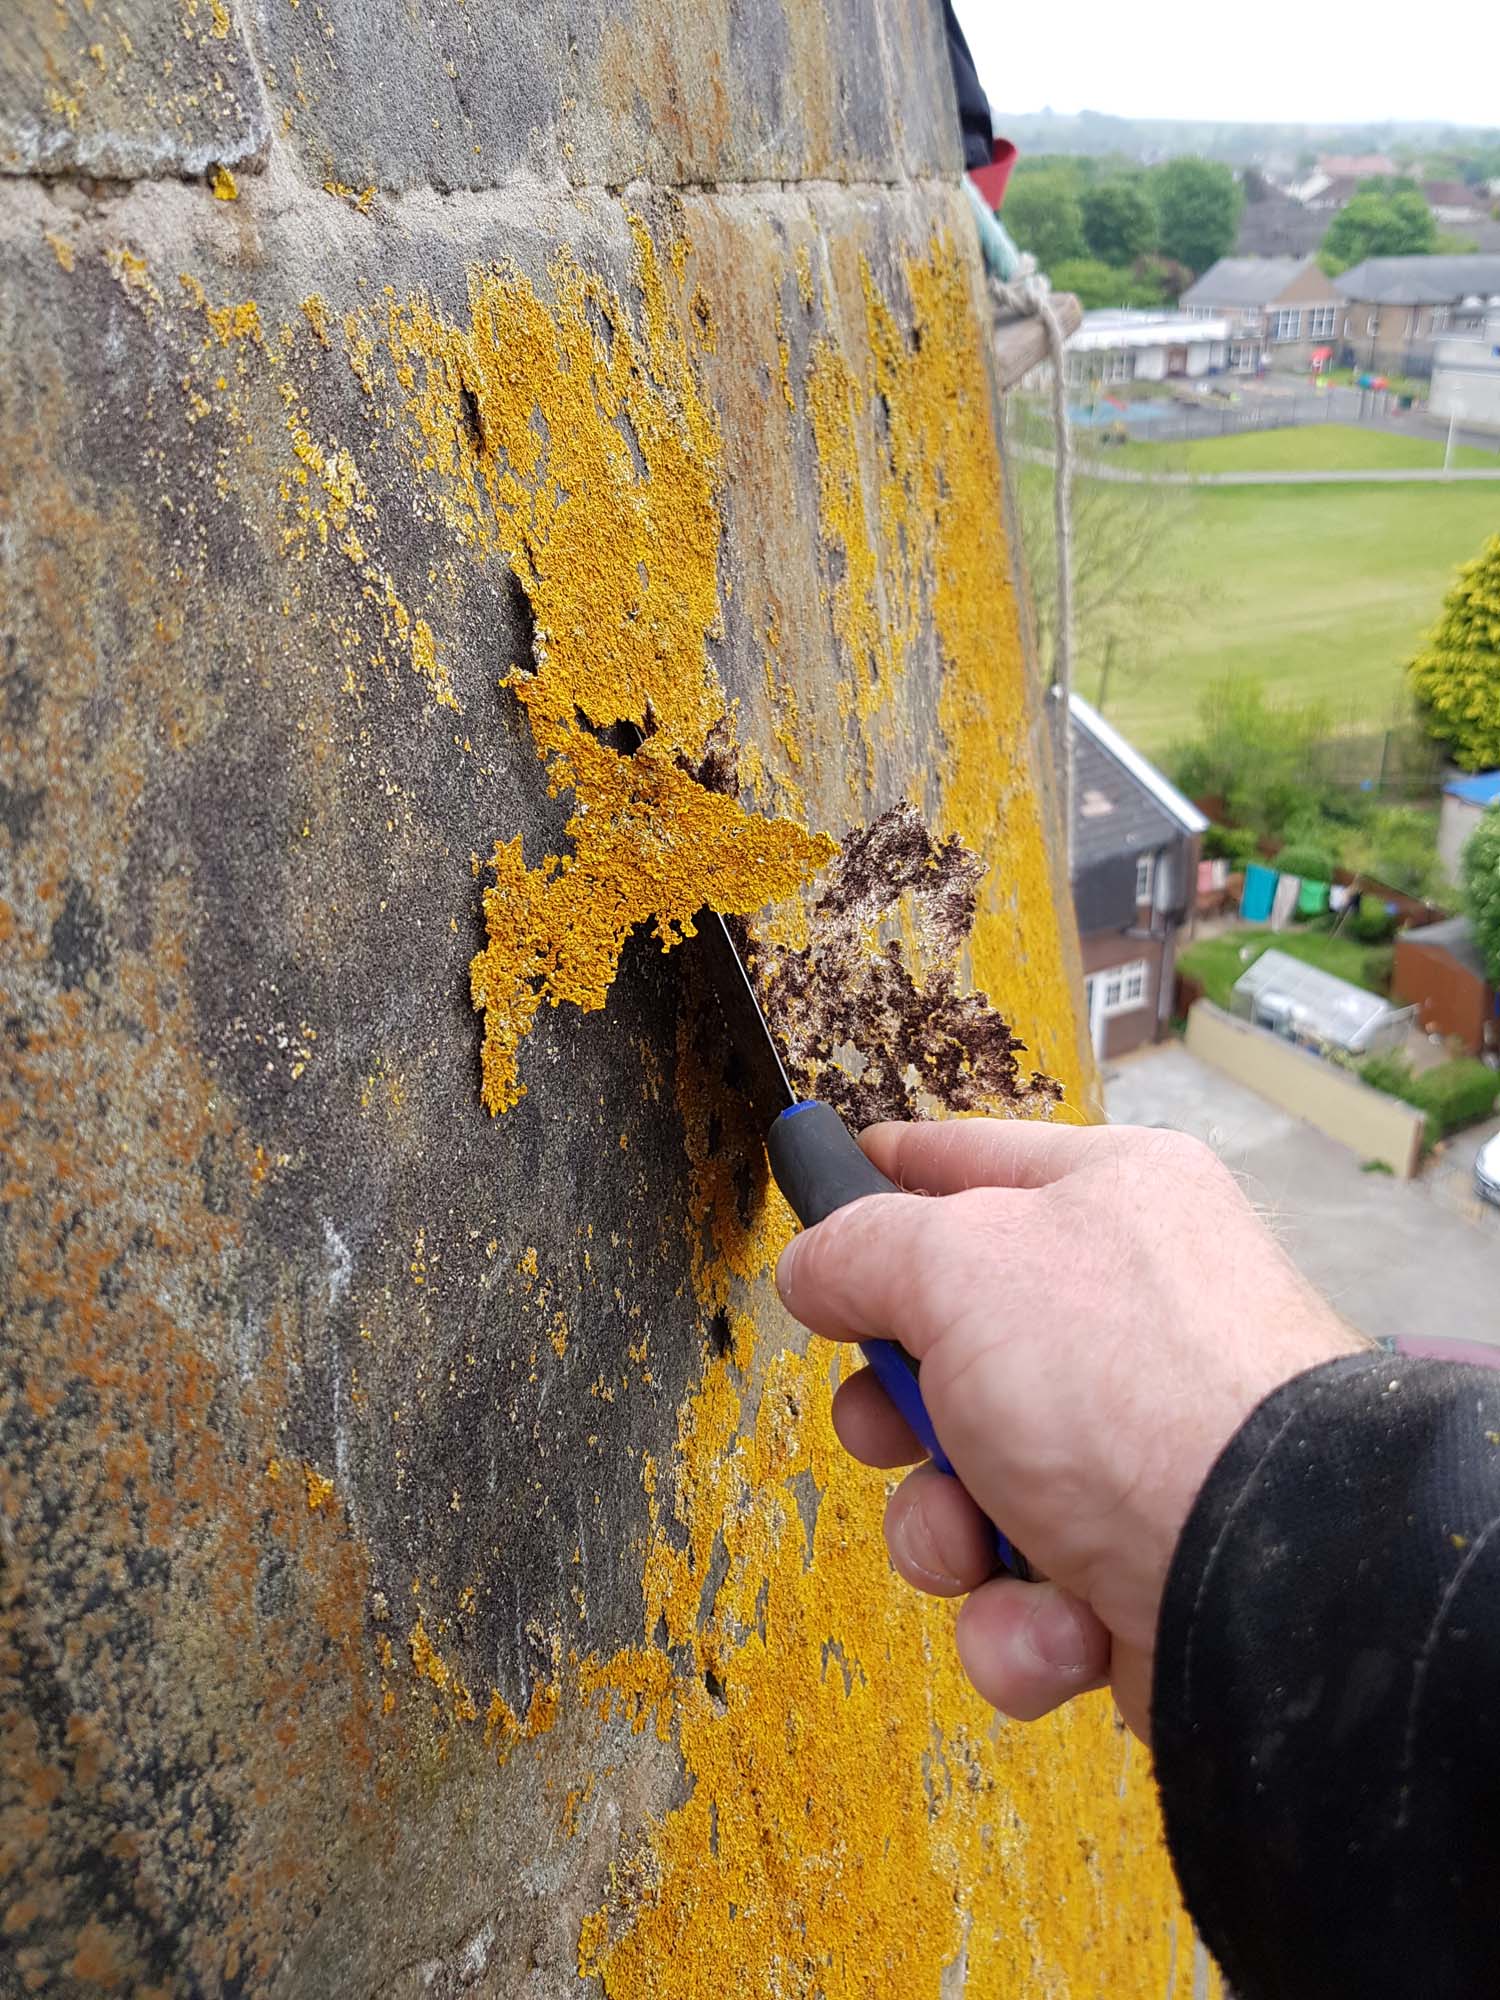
[765,1100,1028,1580]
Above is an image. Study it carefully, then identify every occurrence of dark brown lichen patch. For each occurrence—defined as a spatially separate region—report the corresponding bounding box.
[754,802,1064,1129]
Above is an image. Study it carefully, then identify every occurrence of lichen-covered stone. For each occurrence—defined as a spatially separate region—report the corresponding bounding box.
[0,6,1211,1997]
[0,0,270,181]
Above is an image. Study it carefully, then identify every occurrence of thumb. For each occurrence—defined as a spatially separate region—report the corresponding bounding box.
[955,1578,1111,1722]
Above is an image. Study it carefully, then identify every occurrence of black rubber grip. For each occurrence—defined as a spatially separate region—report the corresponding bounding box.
[765,1101,899,1226]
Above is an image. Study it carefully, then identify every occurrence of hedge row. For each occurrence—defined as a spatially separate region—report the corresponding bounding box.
[1359,1052,1500,1143]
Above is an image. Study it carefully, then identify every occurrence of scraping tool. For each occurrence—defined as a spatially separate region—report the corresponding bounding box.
[694,908,1028,1580]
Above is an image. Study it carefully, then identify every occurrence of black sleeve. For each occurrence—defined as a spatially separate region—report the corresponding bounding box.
[940,0,993,171]
[1152,1352,1500,2000]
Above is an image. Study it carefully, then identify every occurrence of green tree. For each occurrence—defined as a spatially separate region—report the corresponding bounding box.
[1080,179,1157,265]
[1409,534,1500,771]
[1318,190,1438,273]
[1463,805,1500,984]
[1001,172,1086,272]
[1048,257,1165,309]
[1149,158,1243,275]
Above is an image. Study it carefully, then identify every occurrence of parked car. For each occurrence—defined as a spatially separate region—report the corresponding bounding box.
[1477,1132,1500,1209]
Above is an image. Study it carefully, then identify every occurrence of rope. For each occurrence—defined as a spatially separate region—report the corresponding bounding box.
[989,266,1076,874]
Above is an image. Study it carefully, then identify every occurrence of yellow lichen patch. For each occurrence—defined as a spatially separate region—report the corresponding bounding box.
[43,232,75,274]
[372,226,832,1112]
[866,243,1091,1101]
[210,164,238,201]
[303,1465,335,1513]
[575,233,1196,1999]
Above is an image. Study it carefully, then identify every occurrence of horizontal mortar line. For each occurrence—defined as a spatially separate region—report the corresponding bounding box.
[0,149,964,210]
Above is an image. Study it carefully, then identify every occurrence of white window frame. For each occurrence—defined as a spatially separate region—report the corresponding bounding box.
[1134,850,1156,904]
[1271,308,1302,342]
[1429,305,1451,333]
[1228,341,1257,372]
[1100,958,1151,1017]
[1307,304,1337,337]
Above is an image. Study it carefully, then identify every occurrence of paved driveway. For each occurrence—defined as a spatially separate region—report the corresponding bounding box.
[1105,1043,1500,1350]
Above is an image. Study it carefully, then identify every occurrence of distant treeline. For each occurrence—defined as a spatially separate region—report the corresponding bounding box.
[993,109,1500,177]
[1001,155,1242,305]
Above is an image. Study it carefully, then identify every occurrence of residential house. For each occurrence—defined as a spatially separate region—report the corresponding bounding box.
[1287,154,1397,206]
[1438,769,1500,883]
[1420,180,1493,226]
[1179,256,1343,371]
[1430,306,1500,432]
[1069,695,1207,1060]
[1393,917,1498,1056]
[1061,310,1229,392]
[1335,254,1500,378]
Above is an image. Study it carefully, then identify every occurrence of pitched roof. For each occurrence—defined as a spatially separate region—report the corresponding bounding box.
[1069,694,1206,872]
[1444,770,1500,806]
[1180,256,1319,307]
[1335,254,1500,304]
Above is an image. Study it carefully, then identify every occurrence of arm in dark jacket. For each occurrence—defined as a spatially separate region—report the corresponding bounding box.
[1153,1352,1500,1999]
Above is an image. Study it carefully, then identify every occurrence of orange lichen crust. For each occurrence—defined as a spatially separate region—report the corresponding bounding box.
[372,222,834,1113]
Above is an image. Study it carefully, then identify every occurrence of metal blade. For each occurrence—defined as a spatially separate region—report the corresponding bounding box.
[690,910,798,1127]
[608,718,797,1128]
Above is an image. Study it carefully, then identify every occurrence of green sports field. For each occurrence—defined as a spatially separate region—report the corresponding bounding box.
[1024,429,1500,759]
[1116,421,1499,475]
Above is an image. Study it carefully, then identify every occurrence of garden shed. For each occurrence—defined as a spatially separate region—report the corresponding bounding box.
[1231,949,1413,1055]
[1394,916,1499,1056]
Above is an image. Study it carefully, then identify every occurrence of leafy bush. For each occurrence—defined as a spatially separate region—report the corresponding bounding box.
[1353,893,1396,942]
[1203,823,1259,866]
[1408,533,1500,772]
[1276,843,1337,883]
[1347,805,1445,902]
[1462,803,1500,984]
[1359,1052,1500,1141]
[1167,680,1336,839]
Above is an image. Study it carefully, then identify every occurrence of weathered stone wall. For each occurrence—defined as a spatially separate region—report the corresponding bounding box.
[1,5,1211,1996]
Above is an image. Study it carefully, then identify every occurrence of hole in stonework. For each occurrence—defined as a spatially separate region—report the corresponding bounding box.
[707,1309,731,1357]
[702,1667,727,1706]
[505,569,537,674]
[458,383,484,452]
[910,322,924,353]
[705,1110,723,1158]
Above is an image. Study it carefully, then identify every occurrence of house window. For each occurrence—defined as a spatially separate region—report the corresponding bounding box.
[1271,309,1302,341]
[1307,305,1337,337]
[1100,959,1151,1016]
[1429,305,1451,333]
[1134,851,1155,904]
[1366,313,1379,337]
[1228,341,1256,371]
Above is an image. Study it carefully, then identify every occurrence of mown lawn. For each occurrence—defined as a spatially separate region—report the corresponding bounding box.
[1117,422,1499,474]
[1056,475,1500,758]
[1177,927,1394,1011]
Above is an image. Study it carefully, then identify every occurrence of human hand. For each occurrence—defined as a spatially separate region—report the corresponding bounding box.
[774,1119,1362,1740]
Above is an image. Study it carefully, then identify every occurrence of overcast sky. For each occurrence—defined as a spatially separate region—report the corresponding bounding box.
[951,0,1497,130]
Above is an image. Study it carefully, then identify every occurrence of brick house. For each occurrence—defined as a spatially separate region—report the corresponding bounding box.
[1335,254,1500,378]
[1069,696,1207,1060]
[1179,256,1344,372]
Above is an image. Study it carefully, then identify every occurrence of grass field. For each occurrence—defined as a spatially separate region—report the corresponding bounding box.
[1116,422,1499,474]
[1021,445,1500,758]
[1177,927,1394,1010]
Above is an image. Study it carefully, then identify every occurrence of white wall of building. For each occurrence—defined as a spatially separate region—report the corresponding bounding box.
[1439,792,1489,884]
[1431,333,1500,434]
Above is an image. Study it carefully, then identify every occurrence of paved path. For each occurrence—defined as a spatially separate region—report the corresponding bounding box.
[1105,1042,1500,1350]
[1017,444,1500,487]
